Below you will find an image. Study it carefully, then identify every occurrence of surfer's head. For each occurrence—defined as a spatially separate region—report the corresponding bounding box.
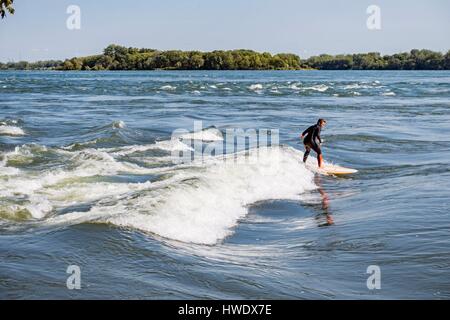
[317,119,327,127]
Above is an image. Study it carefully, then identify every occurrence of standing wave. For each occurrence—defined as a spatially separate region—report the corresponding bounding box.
[49,146,317,244]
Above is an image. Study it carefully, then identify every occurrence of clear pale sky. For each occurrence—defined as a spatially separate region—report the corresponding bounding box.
[0,0,449,62]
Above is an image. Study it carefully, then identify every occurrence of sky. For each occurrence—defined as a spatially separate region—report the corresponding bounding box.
[0,0,449,62]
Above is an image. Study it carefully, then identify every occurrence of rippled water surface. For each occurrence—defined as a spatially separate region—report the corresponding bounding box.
[0,70,449,299]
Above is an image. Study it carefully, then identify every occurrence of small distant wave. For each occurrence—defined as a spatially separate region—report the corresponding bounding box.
[288,83,301,90]
[344,84,361,90]
[62,139,98,151]
[160,85,176,91]
[60,120,136,152]
[103,137,193,157]
[304,84,329,92]
[1,144,49,167]
[343,83,376,90]
[382,91,396,96]
[106,127,222,156]
[112,120,126,129]
[0,125,25,136]
[86,120,129,134]
[0,119,26,136]
[248,84,263,91]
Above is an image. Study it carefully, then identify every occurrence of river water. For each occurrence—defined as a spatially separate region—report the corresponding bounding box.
[0,70,449,299]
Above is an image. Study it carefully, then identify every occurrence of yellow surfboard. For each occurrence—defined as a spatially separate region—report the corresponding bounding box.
[319,164,358,175]
[306,161,357,175]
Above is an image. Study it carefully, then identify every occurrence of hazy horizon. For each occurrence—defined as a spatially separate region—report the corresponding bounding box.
[1,0,449,62]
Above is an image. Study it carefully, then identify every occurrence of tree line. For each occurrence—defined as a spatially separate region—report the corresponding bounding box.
[58,45,303,71]
[1,45,449,70]
[305,50,450,70]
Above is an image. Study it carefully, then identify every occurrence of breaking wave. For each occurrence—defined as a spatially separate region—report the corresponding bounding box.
[0,128,317,244]
[0,119,26,136]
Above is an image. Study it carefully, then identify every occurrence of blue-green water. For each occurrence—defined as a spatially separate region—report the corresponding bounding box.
[0,70,449,299]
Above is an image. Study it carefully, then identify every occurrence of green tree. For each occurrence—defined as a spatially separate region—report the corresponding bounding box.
[409,49,444,70]
[61,58,82,70]
[204,51,224,70]
[0,0,14,19]
[187,52,205,70]
[270,56,286,69]
[445,50,450,70]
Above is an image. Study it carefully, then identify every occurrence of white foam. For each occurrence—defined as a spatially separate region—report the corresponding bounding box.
[105,138,193,156]
[0,166,20,176]
[1,144,48,167]
[2,141,317,244]
[179,128,223,142]
[160,85,176,91]
[382,91,396,96]
[249,84,263,91]
[0,154,20,176]
[288,84,301,90]
[68,149,155,176]
[344,84,361,90]
[155,138,195,152]
[103,146,316,244]
[45,181,152,205]
[0,195,53,219]
[112,120,126,129]
[0,147,156,218]
[304,84,328,92]
[25,196,53,219]
[0,125,25,136]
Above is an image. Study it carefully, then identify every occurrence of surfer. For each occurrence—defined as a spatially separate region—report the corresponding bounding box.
[300,119,327,168]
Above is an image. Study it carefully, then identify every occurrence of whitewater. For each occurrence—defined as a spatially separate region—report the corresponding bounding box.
[0,124,317,244]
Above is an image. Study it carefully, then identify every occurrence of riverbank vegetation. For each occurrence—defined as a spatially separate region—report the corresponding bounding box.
[1,45,449,70]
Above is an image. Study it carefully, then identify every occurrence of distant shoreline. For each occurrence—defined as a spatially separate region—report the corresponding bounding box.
[1,44,449,71]
[2,69,449,72]
[0,69,450,74]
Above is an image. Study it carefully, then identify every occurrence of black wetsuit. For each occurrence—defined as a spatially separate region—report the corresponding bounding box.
[302,124,322,162]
